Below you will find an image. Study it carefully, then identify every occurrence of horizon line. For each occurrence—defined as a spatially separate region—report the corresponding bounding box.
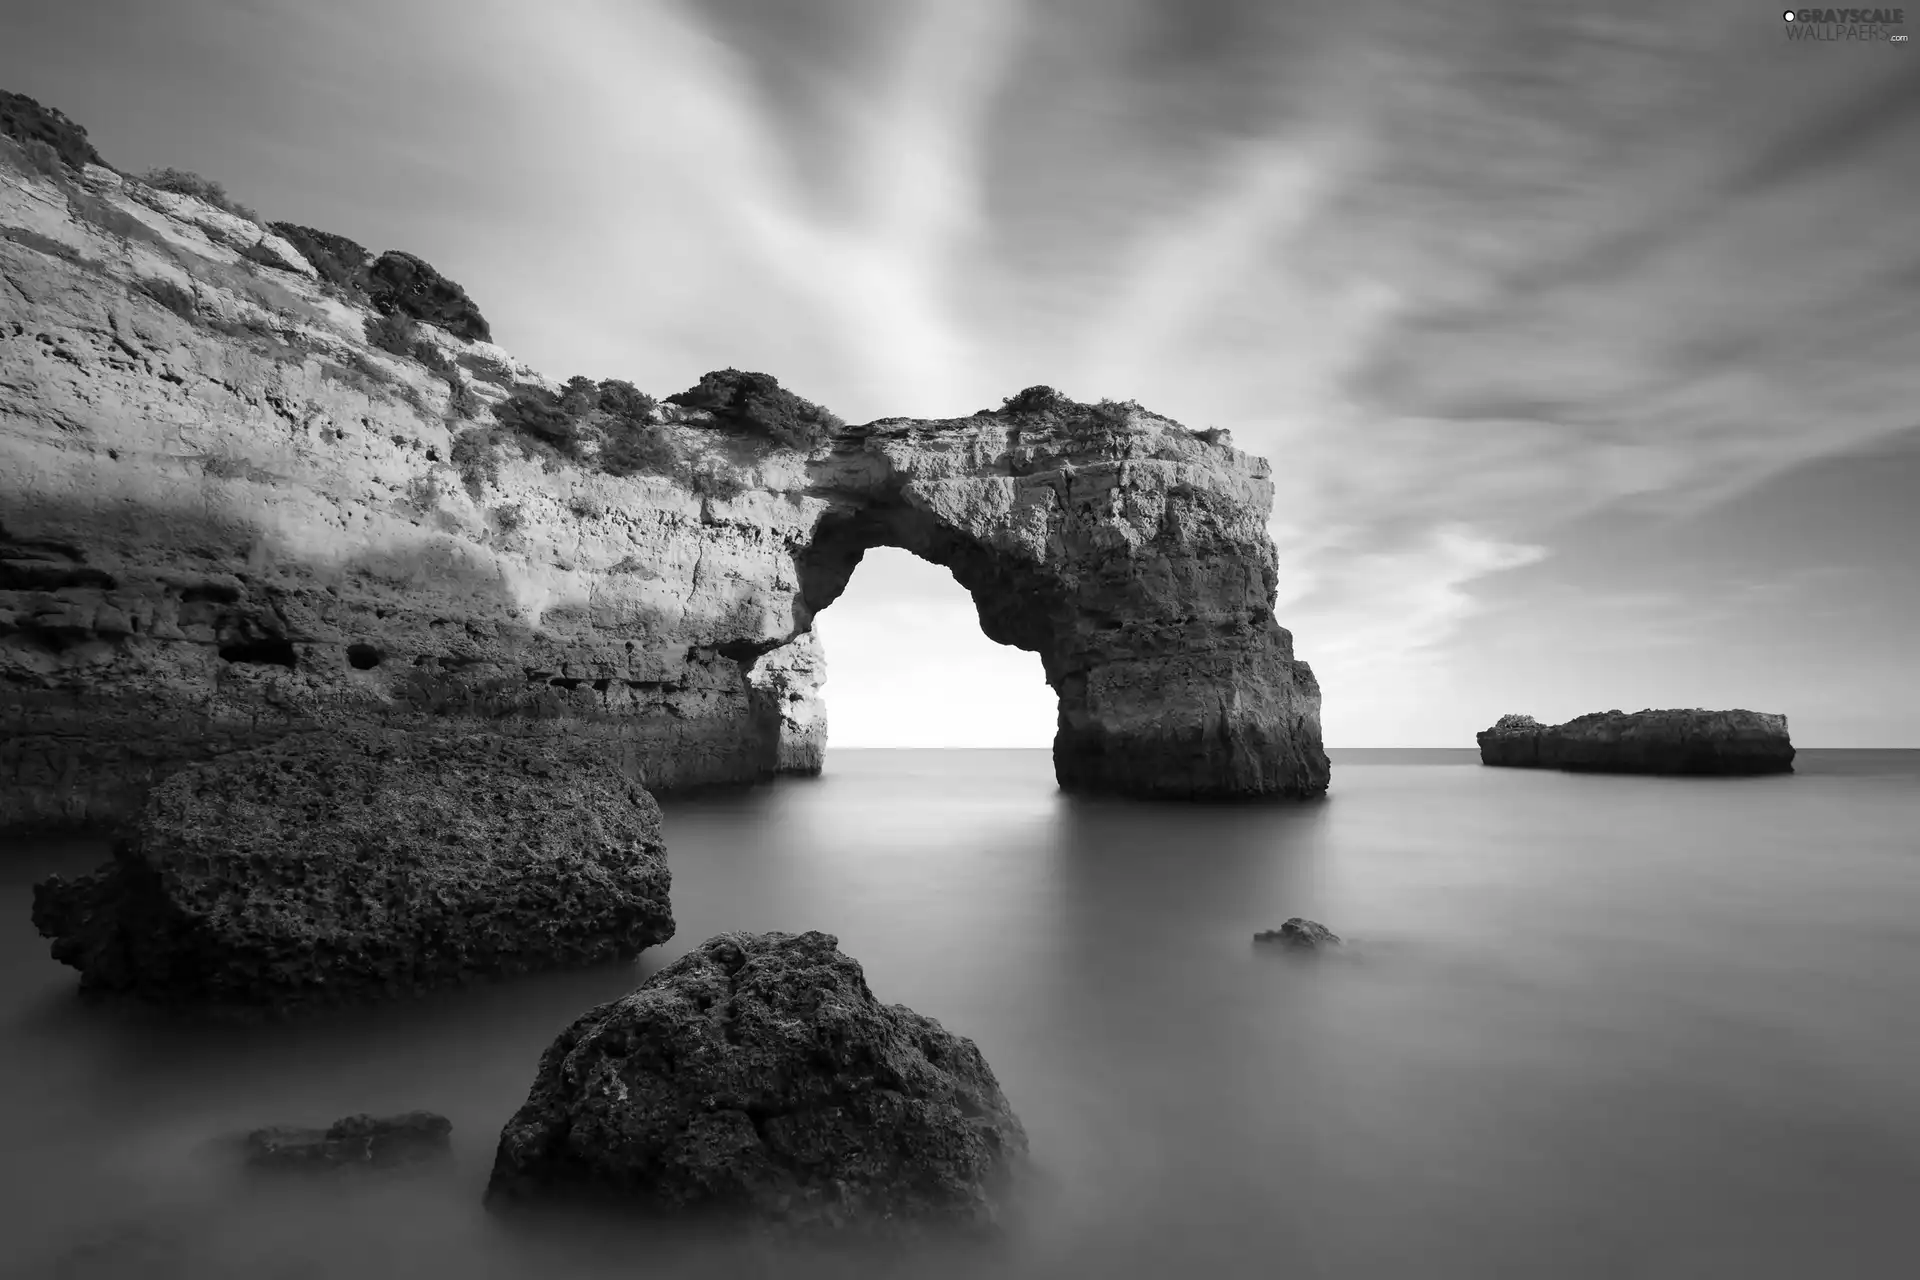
[821,744,1920,751]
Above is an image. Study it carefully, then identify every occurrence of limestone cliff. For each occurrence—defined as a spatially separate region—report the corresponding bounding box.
[0,119,1328,830]
[1477,710,1795,776]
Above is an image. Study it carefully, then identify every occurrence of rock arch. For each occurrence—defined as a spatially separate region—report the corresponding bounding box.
[751,396,1331,799]
[0,154,1331,821]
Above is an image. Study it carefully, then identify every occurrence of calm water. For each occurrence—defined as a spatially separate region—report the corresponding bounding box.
[2,748,1918,1279]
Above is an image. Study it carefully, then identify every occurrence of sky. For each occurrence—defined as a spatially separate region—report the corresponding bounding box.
[4,0,1916,746]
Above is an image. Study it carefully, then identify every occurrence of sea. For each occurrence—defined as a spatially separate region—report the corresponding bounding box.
[2,748,1917,1279]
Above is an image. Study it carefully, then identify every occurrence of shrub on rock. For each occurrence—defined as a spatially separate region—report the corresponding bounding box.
[364,310,417,358]
[599,424,680,479]
[558,374,600,418]
[999,385,1075,415]
[364,311,454,375]
[451,424,502,497]
[596,378,657,427]
[363,249,492,343]
[269,222,373,293]
[30,729,675,1014]
[141,167,257,220]
[447,373,481,420]
[0,89,107,171]
[666,369,844,453]
[494,385,582,456]
[485,930,1029,1238]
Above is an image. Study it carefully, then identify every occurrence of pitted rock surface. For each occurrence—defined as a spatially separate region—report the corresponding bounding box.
[486,930,1028,1238]
[1,119,1328,827]
[1477,708,1795,776]
[30,729,674,1012]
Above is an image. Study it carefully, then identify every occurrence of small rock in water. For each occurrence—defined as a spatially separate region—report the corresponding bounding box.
[246,1110,452,1170]
[1253,918,1340,950]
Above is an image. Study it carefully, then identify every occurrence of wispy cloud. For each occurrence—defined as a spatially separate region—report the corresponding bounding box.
[8,0,1914,741]
[513,0,1920,734]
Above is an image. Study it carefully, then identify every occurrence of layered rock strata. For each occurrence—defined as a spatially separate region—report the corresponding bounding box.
[30,729,675,1012]
[486,930,1029,1238]
[1476,709,1795,776]
[0,116,1328,828]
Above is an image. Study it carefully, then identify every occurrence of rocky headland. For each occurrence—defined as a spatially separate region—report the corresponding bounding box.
[31,729,674,1013]
[486,930,1029,1239]
[1477,709,1795,776]
[0,92,1329,828]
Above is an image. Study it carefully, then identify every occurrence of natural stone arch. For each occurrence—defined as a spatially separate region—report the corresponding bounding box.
[0,170,1330,821]
[752,391,1331,800]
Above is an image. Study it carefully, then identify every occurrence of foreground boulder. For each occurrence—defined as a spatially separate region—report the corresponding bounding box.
[485,931,1029,1238]
[31,730,674,1012]
[247,1111,451,1170]
[1253,918,1340,950]
[1477,709,1794,776]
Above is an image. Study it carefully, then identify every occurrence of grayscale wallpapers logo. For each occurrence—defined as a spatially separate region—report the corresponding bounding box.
[1782,7,1910,40]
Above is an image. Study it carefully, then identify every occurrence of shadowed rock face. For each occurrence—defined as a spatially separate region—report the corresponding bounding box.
[0,126,1328,827]
[486,930,1029,1239]
[30,730,674,1012]
[1477,709,1795,776]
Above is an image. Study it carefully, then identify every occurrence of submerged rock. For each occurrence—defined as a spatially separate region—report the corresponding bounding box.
[1253,918,1340,950]
[30,729,674,1013]
[485,930,1029,1239]
[247,1111,452,1170]
[1477,709,1794,776]
[48,1221,189,1280]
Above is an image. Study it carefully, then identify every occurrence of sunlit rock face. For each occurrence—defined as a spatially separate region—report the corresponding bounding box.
[0,137,1328,830]
[1477,710,1795,776]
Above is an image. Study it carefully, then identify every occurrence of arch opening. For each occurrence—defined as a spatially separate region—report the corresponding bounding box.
[795,507,1070,663]
[809,547,1058,749]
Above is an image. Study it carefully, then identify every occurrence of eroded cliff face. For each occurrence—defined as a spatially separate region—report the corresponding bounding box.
[0,141,1328,829]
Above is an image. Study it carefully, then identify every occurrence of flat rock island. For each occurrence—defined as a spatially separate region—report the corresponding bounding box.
[1476,709,1795,776]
